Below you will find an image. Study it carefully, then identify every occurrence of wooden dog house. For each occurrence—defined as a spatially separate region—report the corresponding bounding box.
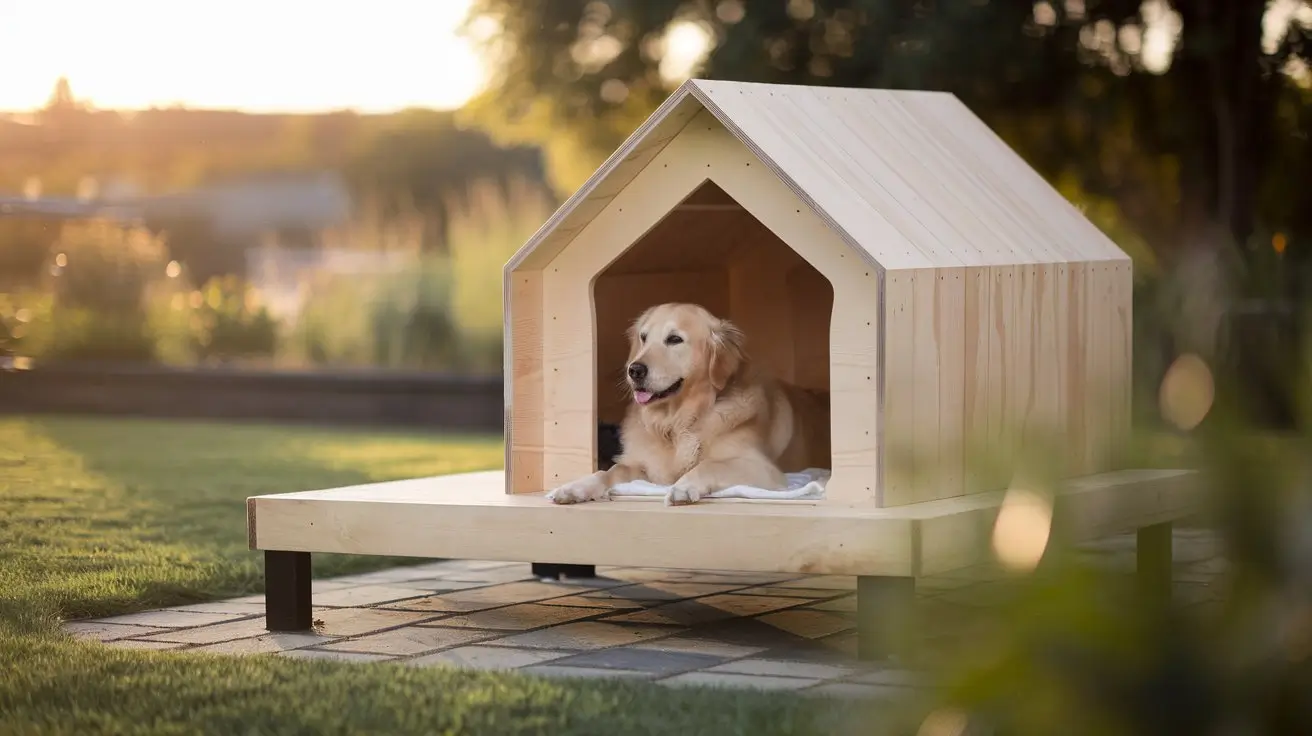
[248,80,1199,660]
[505,79,1134,505]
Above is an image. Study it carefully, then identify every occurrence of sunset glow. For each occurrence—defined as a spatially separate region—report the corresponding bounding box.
[0,0,488,112]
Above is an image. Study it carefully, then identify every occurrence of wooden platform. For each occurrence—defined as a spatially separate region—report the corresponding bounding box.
[248,468,1198,579]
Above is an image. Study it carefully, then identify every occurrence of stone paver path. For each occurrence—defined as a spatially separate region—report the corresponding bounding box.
[65,528,1225,697]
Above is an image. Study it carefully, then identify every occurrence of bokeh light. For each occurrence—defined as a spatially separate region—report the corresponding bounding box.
[1158,353,1215,431]
[992,487,1053,572]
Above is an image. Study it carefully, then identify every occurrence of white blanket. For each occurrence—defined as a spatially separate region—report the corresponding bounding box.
[609,468,830,501]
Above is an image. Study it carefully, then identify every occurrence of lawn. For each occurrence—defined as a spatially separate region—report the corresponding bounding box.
[0,415,872,735]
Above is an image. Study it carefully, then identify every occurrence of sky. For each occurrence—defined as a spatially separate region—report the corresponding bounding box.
[0,0,491,112]
[0,0,1304,115]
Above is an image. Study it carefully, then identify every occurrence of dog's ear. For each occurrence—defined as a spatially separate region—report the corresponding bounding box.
[709,318,746,391]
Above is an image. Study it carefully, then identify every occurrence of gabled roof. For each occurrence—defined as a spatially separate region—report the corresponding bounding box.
[507,79,1129,273]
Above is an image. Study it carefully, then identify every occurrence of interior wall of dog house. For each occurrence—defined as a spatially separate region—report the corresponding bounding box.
[502,83,1133,508]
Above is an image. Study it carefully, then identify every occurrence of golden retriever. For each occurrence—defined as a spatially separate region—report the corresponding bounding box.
[547,302,828,506]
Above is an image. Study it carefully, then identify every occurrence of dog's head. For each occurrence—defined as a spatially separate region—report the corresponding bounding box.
[624,302,746,406]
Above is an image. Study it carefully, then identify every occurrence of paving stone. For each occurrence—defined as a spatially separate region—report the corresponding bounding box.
[408,645,573,670]
[166,601,267,615]
[630,636,767,659]
[278,649,395,663]
[806,595,857,613]
[387,579,491,593]
[708,658,854,680]
[695,594,808,617]
[430,603,601,631]
[599,568,699,583]
[108,639,187,651]
[660,672,819,690]
[591,582,751,601]
[735,586,849,600]
[807,682,907,700]
[190,632,334,654]
[657,570,799,585]
[437,568,540,585]
[770,576,857,591]
[497,621,675,650]
[551,647,726,676]
[320,626,497,657]
[64,622,167,642]
[92,609,251,628]
[138,617,273,645]
[386,582,577,612]
[756,609,853,639]
[364,564,474,582]
[815,633,858,657]
[537,594,647,610]
[602,600,739,626]
[313,607,438,637]
[521,665,654,680]
[313,585,429,607]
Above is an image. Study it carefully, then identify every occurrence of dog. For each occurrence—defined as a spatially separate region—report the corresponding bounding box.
[547,302,827,506]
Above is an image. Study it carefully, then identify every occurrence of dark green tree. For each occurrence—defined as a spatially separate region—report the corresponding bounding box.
[463,0,1312,271]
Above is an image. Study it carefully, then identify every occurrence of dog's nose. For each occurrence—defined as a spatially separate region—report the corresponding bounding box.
[627,362,648,382]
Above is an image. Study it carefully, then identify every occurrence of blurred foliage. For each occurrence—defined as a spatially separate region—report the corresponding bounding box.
[282,175,551,373]
[902,362,1312,736]
[32,221,172,362]
[450,176,558,358]
[463,0,1312,276]
[287,256,465,371]
[188,275,279,363]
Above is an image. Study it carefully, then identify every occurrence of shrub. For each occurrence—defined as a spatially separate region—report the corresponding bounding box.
[189,275,279,362]
[38,220,172,363]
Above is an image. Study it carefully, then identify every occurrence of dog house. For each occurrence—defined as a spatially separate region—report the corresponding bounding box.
[248,80,1199,660]
[505,79,1135,505]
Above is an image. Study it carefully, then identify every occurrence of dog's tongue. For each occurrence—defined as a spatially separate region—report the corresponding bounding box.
[634,390,654,405]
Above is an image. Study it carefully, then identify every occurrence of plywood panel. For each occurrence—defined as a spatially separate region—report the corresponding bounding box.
[880,270,919,507]
[727,230,809,384]
[934,268,967,501]
[1032,264,1064,463]
[1064,262,1089,475]
[962,266,993,493]
[1109,262,1134,465]
[507,270,543,493]
[536,110,878,503]
[788,264,834,391]
[1083,263,1112,473]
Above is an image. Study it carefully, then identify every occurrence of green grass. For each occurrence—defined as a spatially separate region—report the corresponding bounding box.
[0,415,871,735]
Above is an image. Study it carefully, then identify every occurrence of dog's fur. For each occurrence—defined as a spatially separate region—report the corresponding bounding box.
[547,302,828,506]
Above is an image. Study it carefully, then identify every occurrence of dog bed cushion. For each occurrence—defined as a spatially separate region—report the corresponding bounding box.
[609,468,830,501]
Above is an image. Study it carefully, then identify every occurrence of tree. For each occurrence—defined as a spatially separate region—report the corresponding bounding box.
[462,0,1312,271]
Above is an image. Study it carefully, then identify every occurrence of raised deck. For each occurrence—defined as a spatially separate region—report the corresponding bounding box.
[248,468,1196,578]
[247,467,1199,661]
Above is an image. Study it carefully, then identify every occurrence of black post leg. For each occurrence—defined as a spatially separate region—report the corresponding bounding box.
[1137,522,1173,609]
[532,563,596,580]
[265,550,312,631]
[857,575,916,662]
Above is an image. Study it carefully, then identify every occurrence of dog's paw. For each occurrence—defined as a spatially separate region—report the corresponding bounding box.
[547,476,609,505]
[665,482,708,507]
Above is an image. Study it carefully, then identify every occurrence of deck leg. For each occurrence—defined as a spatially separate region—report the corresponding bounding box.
[857,575,916,662]
[265,550,313,631]
[532,563,596,580]
[1137,522,1173,609]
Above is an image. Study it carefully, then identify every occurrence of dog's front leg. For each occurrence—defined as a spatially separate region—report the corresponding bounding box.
[667,452,787,506]
[547,462,645,505]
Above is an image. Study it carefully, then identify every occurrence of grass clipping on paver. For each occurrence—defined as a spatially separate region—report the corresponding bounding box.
[0,416,872,735]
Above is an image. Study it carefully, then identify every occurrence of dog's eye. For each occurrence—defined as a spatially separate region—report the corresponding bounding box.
[664,334,684,345]
[639,333,647,343]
